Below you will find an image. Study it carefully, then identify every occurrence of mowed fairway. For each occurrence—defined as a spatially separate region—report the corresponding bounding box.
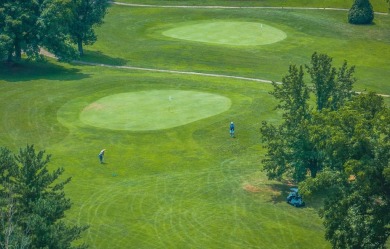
[1,1,390,248]
[0,63,328,248]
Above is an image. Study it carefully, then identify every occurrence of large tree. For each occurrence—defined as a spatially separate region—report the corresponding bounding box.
[69,0,109,56]
[0,0,109,61]
[0,145,88,249]
[261,52,356,182]
[300,93,390,249]
[0,147,30,248]
[0,0,78,62]
[260,65,312,181]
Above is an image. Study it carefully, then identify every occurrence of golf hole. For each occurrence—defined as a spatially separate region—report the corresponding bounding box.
[80,90,232,131]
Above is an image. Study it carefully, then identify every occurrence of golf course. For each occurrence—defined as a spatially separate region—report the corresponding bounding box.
[0,0,389,248]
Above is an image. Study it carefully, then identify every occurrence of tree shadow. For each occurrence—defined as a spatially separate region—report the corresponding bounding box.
[267,182,294,204]
[0,60,90,82]
[267,181,325,210]
[80,50,127,66]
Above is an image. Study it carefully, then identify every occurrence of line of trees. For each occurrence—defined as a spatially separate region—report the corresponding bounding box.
[0,145,88,248]
[261,52,390,248]
[0,0,109,62]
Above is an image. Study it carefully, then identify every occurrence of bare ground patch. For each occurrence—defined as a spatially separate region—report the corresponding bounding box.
[83,103,106,111]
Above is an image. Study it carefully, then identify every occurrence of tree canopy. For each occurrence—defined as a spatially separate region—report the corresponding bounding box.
[0,0,109,62]
[0,145,88,249]
[348,0,374,24]
[261,52,356,182]
[300,93,390,249]
[69,0,109,56]
[261,53,390,248]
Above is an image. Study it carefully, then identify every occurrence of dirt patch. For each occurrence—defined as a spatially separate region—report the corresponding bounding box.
[83,103,106,111]
[242,182,281,196]
[243,184,261,193]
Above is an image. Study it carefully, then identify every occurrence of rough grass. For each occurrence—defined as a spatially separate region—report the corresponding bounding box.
[0,61,330,248]
[86,5,390,95]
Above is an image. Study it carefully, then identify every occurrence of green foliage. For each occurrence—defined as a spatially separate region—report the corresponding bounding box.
[306,53,356,111]
[0,145,88,249]
[0,147,30,248]
[0,0,109,61]
[387,0,390,12]
[348,0,374,25]
[262,52,389,247]
[261,65,312,181]
[300,93,390,249]
[261,52,356,182]
[69,0,109,56]
[0,0,78,62]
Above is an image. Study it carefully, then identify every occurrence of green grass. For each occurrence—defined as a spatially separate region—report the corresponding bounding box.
[162,21,287,45]
[113,0,389,13]
[76,90,231,130]
[0,61,329,248]
[1,1,390,248]
[86,5,390,95]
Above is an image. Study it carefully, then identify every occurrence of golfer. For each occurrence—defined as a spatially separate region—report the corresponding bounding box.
[230,122,235,137]
[98,149,106,164]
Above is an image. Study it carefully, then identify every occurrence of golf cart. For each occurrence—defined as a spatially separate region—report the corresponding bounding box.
[286,187,305,207]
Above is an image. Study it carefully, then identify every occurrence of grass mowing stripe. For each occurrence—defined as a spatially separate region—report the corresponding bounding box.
[5,0,389,246]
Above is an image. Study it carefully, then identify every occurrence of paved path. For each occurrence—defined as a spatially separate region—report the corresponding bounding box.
[76,60,275,84]
[73,59,390,98]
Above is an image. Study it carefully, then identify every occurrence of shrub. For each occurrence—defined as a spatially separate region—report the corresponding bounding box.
[348,0,374,24]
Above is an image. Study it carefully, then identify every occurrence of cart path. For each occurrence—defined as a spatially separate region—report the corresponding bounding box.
[39,49,390,98]
[111,1,389,15]
[107,1,389,97]
[77,60,275,83]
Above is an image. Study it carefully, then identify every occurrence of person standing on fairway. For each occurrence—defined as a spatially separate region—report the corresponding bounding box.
[230,121,235,138]
[98,149,106,164]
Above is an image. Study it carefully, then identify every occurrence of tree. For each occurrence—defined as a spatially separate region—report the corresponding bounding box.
[0,0,79,62]
[261,52,356,182]
[0,145,88,249]
[387,0,390,13]
[0,147,30,248]
[306,52,356,111]
[261,65,312,181]
[300,93,390,249]
[348,0,374,25]
[69,0,109,56]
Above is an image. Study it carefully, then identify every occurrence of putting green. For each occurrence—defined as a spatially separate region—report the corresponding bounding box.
[163,21,287,46]
[80,90,231,131]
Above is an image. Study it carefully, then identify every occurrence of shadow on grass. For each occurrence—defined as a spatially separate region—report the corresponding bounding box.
[267,182,294,204]
[0,60,89,82]
[80,50,127,66]
[267,181,325,210]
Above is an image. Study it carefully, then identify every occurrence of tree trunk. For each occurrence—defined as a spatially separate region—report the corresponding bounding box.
[78,38,83,56]
[309,160,318,178]
[14,41,21,61]
[7,50,13,62]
